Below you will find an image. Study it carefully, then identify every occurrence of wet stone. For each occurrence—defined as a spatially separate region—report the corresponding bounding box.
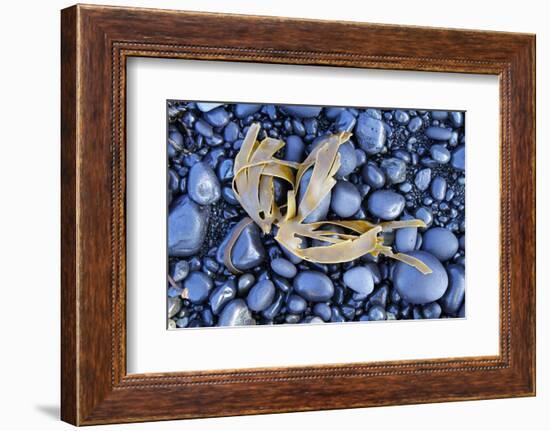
[362,163,386,189]
[283,135,305,163]
[430,176,447,201]
[380,157,407,184]
[414,168,432,191]
[430,145,451,164]
[343,266,374,295]
[421,227,459,261]
[451,145,465,171]
[217,299,256,326]
[270,258,297,279]
[426,126,452,141]
[336,142,358,178]
[183,271,213,304]
[171,260,189,282]
[234,103,261,118]
[367,190,405,220]
[247,279,276,312]
[168,195,209,257]
[294,271,335,302]
[393,251,448,304]
[188,162,221,205]
[209,279,237,315]
[330,181,362,218]
[355,114,386,154]
[168,297,182,318]
[440,264,465,315]
[281,105,322,118]
[204,107,230,128]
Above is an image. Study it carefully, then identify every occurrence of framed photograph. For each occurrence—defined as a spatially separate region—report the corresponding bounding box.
[61,4,536,425]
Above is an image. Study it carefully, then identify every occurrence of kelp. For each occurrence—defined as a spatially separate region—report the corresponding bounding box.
[229,123,432,275]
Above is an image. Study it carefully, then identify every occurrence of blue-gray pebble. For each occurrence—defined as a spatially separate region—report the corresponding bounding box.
[298,169,331,223]
[393,250,448,304]
[362,163,385,189]
[380,157,407,184]
[270,258,297,278]
[217,299,256,326]
[439,264,465,315]
[414,168,431,191]
[168,195,209,257]
[367,190,405,220]
[209,279,237,315]
[426,126,452,141]
[330,181,362,218]
[188,162,221,205]
[355,114,386,154]
[336,142,357,178]
[430,176,447,201]
[293,271,334,302]
[247,279,276,312]
[421,227,458,261]
[234,103,261,118]
[343,266,374,295]
[281,105,322,118]
[183,271,213,304]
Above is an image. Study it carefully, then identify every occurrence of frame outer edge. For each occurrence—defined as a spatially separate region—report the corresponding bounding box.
[60,5,79,426]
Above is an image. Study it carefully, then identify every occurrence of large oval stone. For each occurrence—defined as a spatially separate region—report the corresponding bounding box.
[293,271,334,302]
[168,195,209,257]
[367,190,405,220]
[188,162,221,205]
[393,251,448,304]
[355,114,386,154]
[217,299,256,326]
[217,221,266,271]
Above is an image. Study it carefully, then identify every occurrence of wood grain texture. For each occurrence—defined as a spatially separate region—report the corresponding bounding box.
[60,4,536,425]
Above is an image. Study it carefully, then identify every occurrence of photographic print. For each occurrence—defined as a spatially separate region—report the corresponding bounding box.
[166,101,465,329]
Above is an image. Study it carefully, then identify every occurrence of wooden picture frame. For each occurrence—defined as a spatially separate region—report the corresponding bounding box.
[61,4,536,425]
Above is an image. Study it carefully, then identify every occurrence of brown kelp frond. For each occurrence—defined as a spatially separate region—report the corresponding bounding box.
[231,123,432,274]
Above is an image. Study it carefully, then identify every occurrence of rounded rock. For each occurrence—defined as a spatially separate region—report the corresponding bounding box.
[421,227,459,261]
[367,305,387,321]
[362,163,385,189]
[408,116,423,132]
[234,103,261,118]
[343,266,375,295]
[183,271,213,304]
[284,135,305,163]
[430,144,451,164]
[204,107,230,128]
[188,162,221,205]
[395,220,418,253]
[293,271,335,302]
[217,299,256,326]
[270,258,297,279]
[330,181,362,218]
[355,114,386,154]
[440,264,465,315]
[298,169,331,223]
[168,195,209,257]
[414,168,432,191]
[247,280,276,312]
[451,145,465,171]
[281,105,322,118]
[336,142,358,178]
[367,190,405,220]
[426,126,452,141]
[430,176,447,201]
[380,157,407,184]
[393,250,449,304]
[287,294,307,314]
[209,280,237,315]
